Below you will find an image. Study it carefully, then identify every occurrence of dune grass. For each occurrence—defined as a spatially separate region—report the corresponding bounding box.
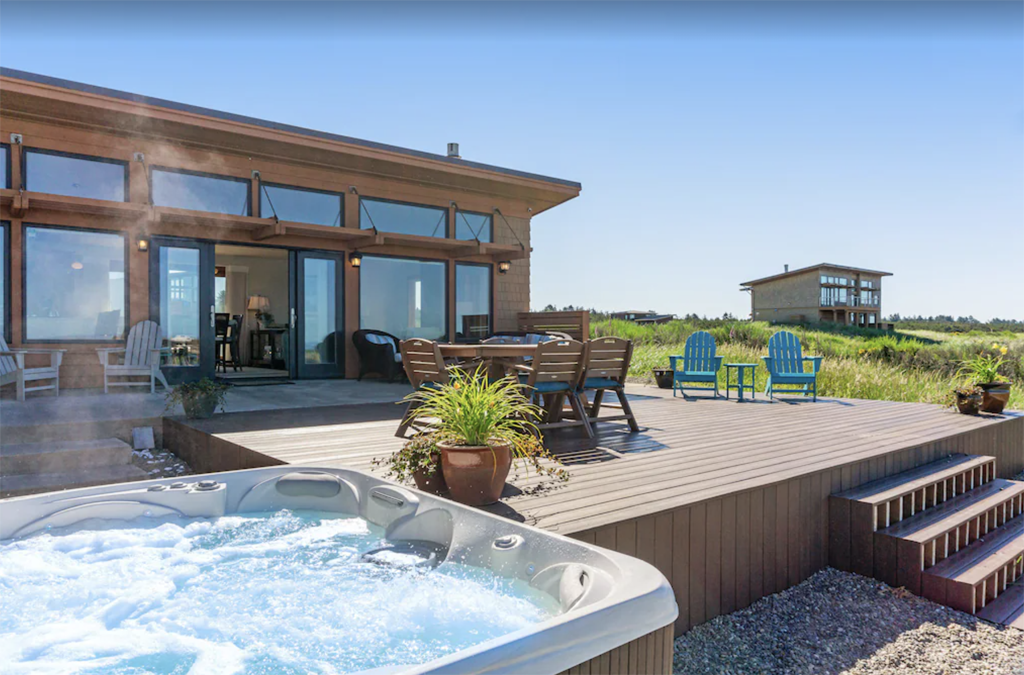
[593,319,1024,409]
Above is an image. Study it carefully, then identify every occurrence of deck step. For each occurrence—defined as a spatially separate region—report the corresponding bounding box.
[873,479,1024,594]
[921,516,1024,614]
[0,438,133,476]
[975,579,1024,629]
[0,464,148,499]
[829,454,997,575]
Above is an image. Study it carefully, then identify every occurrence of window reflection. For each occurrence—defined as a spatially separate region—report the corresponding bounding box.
[456,264,491,341]
[25,150,126,201]
[261,184,342,226]
[303,258,337,364]
[25,227,125,340]
[360,199,447,237]
[360,256,446,341]
[0,145,8,189]
[160,247,200,366]
[152,169,250,215]
[455,211,492,242]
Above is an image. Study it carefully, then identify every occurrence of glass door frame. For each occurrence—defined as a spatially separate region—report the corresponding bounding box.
[293,250,345,379]
[148,236,215,384]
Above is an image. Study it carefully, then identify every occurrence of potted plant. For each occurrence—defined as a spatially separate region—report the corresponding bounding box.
[373,431,448,495]
[958,351,1011,414]
[652,367,673,389]
[400,366,566,506]
[165,378,229,419]
[951,384,983,415]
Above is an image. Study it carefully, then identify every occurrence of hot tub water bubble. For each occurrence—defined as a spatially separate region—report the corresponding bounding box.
[0,510,559,674]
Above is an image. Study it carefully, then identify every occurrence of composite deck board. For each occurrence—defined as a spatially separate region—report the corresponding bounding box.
[176,395,1015,536]
[166,390,1022,636]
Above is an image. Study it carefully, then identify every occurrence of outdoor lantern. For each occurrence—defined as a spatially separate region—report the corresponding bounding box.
[349,251,363,268]
[497,260,511,274]
[137,238,149,252]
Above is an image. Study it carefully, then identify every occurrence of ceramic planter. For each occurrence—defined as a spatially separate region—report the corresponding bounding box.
[954,390,982,415]
[652,368,673,389]
[412,455,448,495]
[182,392,221,419]
[438,440,512,506]
[977,382,1011,414]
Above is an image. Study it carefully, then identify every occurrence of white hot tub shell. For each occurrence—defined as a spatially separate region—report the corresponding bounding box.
[0,466,678,675]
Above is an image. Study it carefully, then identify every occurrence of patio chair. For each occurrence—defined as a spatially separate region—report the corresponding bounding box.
[353,329,403,382]
[96,320,171,394]
[669,331,723,397]
[0,336,64,401]
[763,331,822,401]
[579,337,640,432]
[516,338,593,439]
[395,338,451,438]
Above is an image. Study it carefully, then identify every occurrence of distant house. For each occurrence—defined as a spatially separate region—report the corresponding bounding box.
[740,264,892,328]
[611,310,676,325]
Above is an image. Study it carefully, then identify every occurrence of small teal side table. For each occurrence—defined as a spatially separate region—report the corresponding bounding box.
[724,363,757,401]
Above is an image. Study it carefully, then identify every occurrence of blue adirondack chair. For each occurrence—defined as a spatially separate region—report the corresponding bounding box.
[763,331,822,401]
[669,331,723,397]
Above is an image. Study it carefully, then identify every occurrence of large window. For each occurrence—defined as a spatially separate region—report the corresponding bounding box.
[25,226,126,340]
[1,222,8,341]
[360,256,446,341]
[455,264,491,341]
[455,210,492,242]
[151,168,250,215]
[25,149,127,201]
[260,183,343,226]
[360,199,447,238]
[0,144,9,189]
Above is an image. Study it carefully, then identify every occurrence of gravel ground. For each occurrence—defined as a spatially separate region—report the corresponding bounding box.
[673,568,1024,675]
[131,447,192,479]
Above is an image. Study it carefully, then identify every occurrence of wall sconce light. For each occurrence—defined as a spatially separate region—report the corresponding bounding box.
[137,239,149,252]
[349,251,363,268]
[497,260,511,274]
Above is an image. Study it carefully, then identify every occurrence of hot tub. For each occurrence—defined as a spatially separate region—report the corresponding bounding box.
[0,467,677,674]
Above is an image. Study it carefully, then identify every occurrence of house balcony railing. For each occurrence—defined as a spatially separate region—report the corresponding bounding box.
[821,297,880,308]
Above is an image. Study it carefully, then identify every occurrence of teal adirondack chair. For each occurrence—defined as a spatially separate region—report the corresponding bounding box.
[763,331,822,401]
[669,331,723,397]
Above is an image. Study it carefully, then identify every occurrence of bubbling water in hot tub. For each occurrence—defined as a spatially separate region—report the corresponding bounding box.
[0,509,561,674]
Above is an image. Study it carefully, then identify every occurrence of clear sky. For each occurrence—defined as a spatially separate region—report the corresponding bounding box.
[2,1,1020,320]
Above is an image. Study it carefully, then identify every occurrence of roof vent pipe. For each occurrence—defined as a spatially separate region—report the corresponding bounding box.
[447,142,460,158]
[784,264,789,273]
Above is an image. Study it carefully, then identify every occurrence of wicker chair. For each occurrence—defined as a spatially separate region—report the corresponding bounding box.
[352,329,404,382]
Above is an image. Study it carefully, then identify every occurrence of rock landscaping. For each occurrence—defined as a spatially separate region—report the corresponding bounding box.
[131,447,192,480]
[673,568,1024,675]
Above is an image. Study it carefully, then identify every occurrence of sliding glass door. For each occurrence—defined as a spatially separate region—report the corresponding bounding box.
[149,237,215,383]
[295,251,344,379]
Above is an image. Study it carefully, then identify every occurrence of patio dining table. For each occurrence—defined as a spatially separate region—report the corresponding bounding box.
[438,343,538,380]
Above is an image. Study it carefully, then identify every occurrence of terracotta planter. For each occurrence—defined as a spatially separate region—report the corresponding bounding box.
[438,440,512,506]
[954,391,982,415]
[412,456,448,495]
[977,382,1011,414]
[652,368,673,390]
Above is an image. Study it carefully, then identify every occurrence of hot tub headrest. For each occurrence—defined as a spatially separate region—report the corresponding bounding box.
[276,472,343,498]
[236,471,359,514]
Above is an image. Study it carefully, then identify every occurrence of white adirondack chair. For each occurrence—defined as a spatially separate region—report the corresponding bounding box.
[96,320,171,394]
[0,336,65,401]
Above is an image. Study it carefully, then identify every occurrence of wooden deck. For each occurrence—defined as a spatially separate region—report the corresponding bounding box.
[164,387,1024,635]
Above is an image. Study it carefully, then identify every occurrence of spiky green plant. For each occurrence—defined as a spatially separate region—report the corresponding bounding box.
[957,354,1006,384]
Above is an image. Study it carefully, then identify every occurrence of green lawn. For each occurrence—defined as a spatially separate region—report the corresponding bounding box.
[592,319,1024,410]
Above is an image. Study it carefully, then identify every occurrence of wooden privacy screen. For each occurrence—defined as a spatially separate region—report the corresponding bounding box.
[518,311,590,341]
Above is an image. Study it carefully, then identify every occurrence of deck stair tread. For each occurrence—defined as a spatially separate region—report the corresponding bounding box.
[923,516,1024,584]
[0,438,132,476]
[975,580,1024,628]
[878,479,1024,543]
[0,464,148,498]
[835,454,994,506]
